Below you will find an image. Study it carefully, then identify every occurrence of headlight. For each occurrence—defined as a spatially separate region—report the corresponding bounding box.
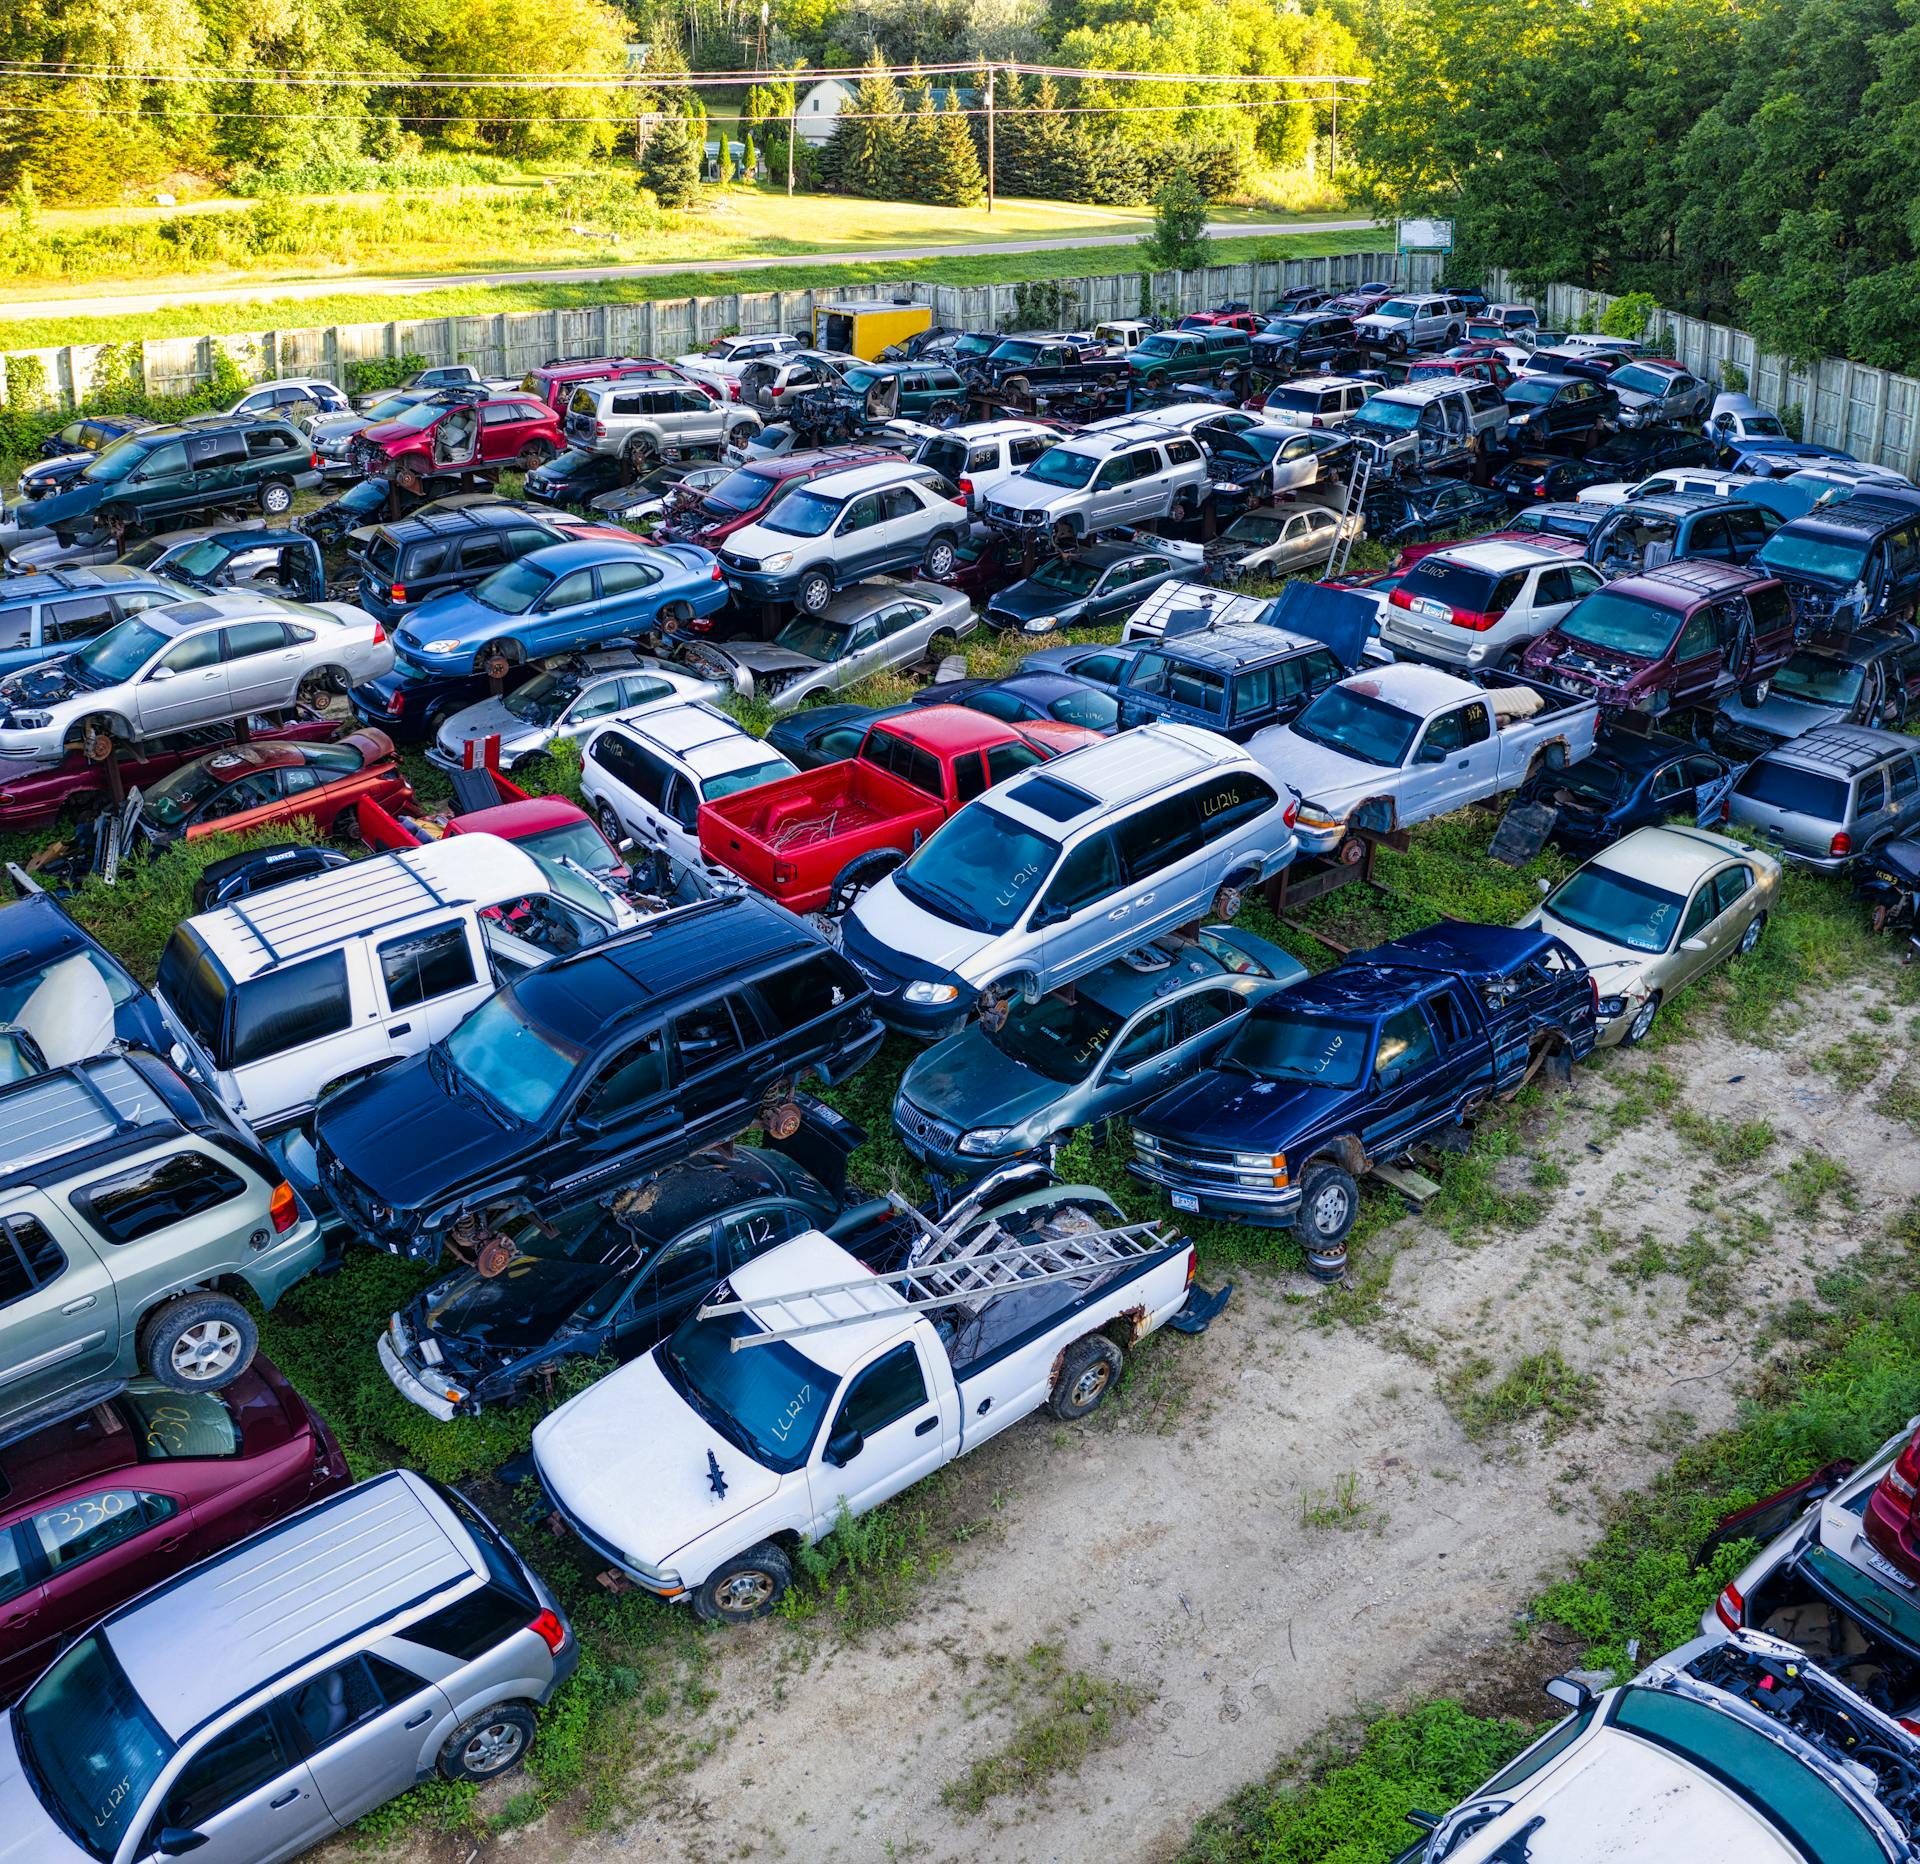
[3,711,50,731]
[1294,803,1344,829]
[1233,1151,1284,1170]
[1022,615,1060,633]
[957,1127,1015,1155]
[421,639,463,655]
[1596,995,1627,1020]
[759,552,794,571]
[903,980,960,1006]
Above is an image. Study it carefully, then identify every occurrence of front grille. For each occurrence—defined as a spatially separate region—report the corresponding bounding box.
[895,1096,962,1152]
[718,549,760,572]
[986,500,1044,528]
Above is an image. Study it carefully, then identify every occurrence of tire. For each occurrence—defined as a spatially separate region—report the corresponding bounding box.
[1049,1336,1122,1421]
[519,439,556,468]
[140,1294,257,1393]
[480,640,523,680]
[1171,490,1197,525]
[259,478,294,516]
[1623,990,1662,1047]
[1738,912,1766,957]
[1144,370,1167,390]
[597,803,627,849]
[922,535,958,579]
[727,423,758,449]
[437,1705,537,1783]
[796,570,833,614]
[1296,1161,1359,1260]
[1389,332,1408,355]
[692,1542,793,1623]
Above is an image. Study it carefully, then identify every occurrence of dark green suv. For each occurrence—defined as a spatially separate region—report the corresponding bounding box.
[1128,327,1253,389]
[27,416,322,540]
[834,360,971,422]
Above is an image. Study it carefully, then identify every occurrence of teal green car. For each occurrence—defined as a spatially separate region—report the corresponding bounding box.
[835,361,972,421]
[891,925,1307,1178]
[1128,328,1254,389]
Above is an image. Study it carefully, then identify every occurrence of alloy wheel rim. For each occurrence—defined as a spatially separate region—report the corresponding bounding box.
[171,1319,243,1381]
[1072,1363,1111,1406]
[1310,1186,1349,1234]
[464,1722,524,1773]
[718,1572,775,1613]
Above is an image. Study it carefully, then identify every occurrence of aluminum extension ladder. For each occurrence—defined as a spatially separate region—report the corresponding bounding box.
[1323,443,1373,580]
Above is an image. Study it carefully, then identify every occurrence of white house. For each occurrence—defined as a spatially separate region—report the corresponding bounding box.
[793,77,855,144]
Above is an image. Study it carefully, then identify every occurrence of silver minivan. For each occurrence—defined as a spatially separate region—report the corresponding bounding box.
[0,1470,575,1864]
[1725,722,1920,870]
[839,723,1300,1037]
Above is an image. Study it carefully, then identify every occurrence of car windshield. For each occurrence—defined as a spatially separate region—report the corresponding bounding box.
[771,615,851,661]
[991,341,1043,364]
[72,618,167,685]
[702,467,779,516]
[762,489,840,538]
[1353,398,1422,432]
[15,1633,174,1862]
[659,1307,836,1474]
[987,988,1129,1082]
[522,819,621,875]
[1030,558,1102,594]
[1222,1008,1370,1088]
[955,333,998,356]
[141,757,230,828]
[365,393,418,420]
[1557,590,1682,659]
[895,806,1059,934]
[473,559,554,615]
[1757,531,1872,586]
[1772,652,1866,705]
[78,436,151,484]
[387,401,448,431]
[1226,515,1285,545]
[163,538,235,579]
[1024,447,1099,489]
[1135,334,1185,357]
[702,754,796,802]
[1375,299,1420,319]
[442,990,583,1124]
[1289,682,1423,767]
[1506,378,1563,404]
[1545,864,1686,954]
[501,669,585,724]
[1742,415,1788,436]
[1612,364,1676,396]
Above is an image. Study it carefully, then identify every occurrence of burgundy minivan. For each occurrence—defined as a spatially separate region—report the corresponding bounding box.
[0,1357,350,1701]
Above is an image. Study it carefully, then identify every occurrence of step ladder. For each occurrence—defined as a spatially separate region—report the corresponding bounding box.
[1323,445,1372,580]
[696,1196,1179,1349]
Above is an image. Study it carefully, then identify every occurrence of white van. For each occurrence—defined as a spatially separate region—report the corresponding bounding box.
[155,834,644,1133]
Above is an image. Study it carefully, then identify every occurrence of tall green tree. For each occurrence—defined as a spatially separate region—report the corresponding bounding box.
[824,48,903,197]
[1139,167,1207,270]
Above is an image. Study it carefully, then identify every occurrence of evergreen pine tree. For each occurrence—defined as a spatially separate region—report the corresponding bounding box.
[897,67,939,204]
[926,93,985,207]
[989,68,1028,197]
[640,113,702,207]
[823,49,902,197]
[743,133,759,182]
[717,137,735,184]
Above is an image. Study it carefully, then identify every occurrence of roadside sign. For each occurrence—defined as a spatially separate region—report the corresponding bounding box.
[1397,217,1455,253]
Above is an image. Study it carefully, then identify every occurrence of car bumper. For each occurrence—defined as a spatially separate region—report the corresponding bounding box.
[0,735,66,770]
[247,1213,329,1308]
[843,956,973,1038]
[378,1329,462,1422]
[1377,620,1481,668]
[719,564,805,602]
[1127,1156,1303,1227]
[1290,819,1348,856]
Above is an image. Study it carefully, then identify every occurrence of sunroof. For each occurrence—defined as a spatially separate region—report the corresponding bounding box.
[1006,774,1099,823]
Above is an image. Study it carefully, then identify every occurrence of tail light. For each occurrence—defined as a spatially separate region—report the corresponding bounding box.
[1831,830,1853,857]
[595,422,607,436]
[1450,610,1498,632]
[1389,589,1413,610]
[1184,1246,1196,1287]
[389,583,406,603]
[1720,793,1732,824]
[709,565,724,582]
[268,1180,299,1234]
[1714,1581,1744,1632]
[310,452,322,471]
[371,620,386,646]
[1885,1429,1920,1502]
[728,382,740,401]
[958,477,974,501]
[687,614,714,631]
[773,860,797,884]
[385,690,406,717]
[1588,975,1599,1018]
[528,1609,568,1654]
[771,383,784,396]
[1311,416,1325,428]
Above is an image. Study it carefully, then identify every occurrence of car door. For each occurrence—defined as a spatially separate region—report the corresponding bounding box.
[590,732,674,846]
[524,567,598,657]
[613,1226,726,1356]
[809,1337,950,1529]
[875,485,933,570]
[0,1207,120,1439]
[221,619,305,714]
[1032,827,1130,978]
[1118,784,1220,932]
[137,625,231,734]
[833,492,888,577]
[179,430,248,517]
[1408,703,1479,815]
[593,558,666,633]
[1357,1003,1448,1155]
[136,1704,333,1864]
[558,1028,676,1191]
[1669,873,1725,984]
[1666,603,1722,708]
[377,920,484,1058]
[667,996,758,1141]
[283,1652,457,1832]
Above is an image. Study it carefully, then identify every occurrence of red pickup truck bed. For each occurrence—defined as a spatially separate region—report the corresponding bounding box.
[699,758,945,914]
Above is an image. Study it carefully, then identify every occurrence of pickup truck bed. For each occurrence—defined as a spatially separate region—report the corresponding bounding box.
[699,758,945,914]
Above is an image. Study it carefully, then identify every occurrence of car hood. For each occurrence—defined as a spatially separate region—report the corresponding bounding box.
[1524,907,1654,988]
[1612,387,1658,411]
[420,1256,614,1354]
[989,582,1087,623]
[533,1349,783,1564]
[394,594,495,652]
[438,692,546,750]
[990,480,1078,515]
[846,878,995,983]
[1250,727,1399,809]
[20,481,105,529]
[309,413,370,440]
[682,640,821,678]
[318,1052,520,1214]
[1138,1067,1353,1150]
[355,418,417,450]
[1716,689,1846,740]
[899,1029,1068,1134]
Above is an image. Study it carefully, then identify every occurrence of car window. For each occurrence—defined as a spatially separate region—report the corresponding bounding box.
[1679,884,1717,941]
[1375,1007,1439,1082]
[161,1706,293,1830]
[0,1213,66,1309]
[160,631,222,675]
[985,741,1041,786]
[380,922,477,1011]
[1174,986,1242,1042]
[284,1654,423,1755]
[1116,792,1200,875]
[222,621,289,661]
[1891,756,1920,806]
[581,1031,668,1118]
[836,1342,928,1439]
[542,569,596,609]
[1111,1008,1173,1069]
[0,1531,26,1605]
[31,1491,175,1574]
[1187,769,1277,840]
[75,1151,247,1244]
[838,493,884,533]
[227,951,353,1066]
[43,595,117,644]
[1711,864,1752,915]
[1041,829,1121,915]
[753,955,848,1032]
[672,1001,742,1075]
[597,560,661,598]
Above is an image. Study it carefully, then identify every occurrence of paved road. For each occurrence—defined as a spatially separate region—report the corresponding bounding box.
[0,218,1381,323]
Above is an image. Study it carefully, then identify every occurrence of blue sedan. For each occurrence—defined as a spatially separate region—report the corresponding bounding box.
[390,539,728,676]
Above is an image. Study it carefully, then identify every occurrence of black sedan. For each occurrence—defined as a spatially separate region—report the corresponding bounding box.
[1361,475,1510,546]
[1518,728,1736,855]
[1586,425,1721,476]
[906,668,1120,734]
[985,541,1200,636]
[524,445,629,509]
[767,700,917,769]
[1493,452,1626,506]
[1502,374,1619,446]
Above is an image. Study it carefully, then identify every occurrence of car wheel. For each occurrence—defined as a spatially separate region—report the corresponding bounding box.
[727,422,758,449]
[692,1542,793,1623]
[1738,912,1766,957]
[796,571,833,614]
[1389,333,1407,354]
[1624,990,1662,1046]
[1049,1336,1122,1421]
[661,599,694,631]
[519,439,556,468]
[1295,1161,1358,1280]
[922,535,958,579]
[931,399,963,422]
[437,1705,536,1783]
[141,1294,257,1393]
[259,478,294,516]
[597,803,627,850]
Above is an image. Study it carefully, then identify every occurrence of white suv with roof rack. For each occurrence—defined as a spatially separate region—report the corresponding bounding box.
[981,423,1213,544]
[1260,375,1377,429]
[1377,539,1603,671]
[156,834,646,1134]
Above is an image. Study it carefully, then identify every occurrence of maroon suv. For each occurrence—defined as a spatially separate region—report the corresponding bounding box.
[0,1357,350,1701]
[352,392,563,480]
[1522,559,1799,718]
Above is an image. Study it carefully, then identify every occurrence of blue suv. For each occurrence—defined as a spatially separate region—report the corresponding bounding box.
[0,565,187,675]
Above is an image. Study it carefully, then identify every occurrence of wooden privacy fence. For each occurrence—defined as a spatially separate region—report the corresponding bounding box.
[1486,269,1920,478]
[0,249,1437,414]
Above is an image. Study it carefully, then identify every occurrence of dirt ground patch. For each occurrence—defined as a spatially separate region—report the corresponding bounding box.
[337,978,1920,1864]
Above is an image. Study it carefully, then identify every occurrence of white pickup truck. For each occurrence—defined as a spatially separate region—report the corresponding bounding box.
[531,1179,1203,1623]
[1250,661,1599,857]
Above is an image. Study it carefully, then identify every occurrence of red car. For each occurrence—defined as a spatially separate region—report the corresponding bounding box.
[0,1358,351,1701]
[1408,355,1517,390]
[661,445,900,554]
[1179,310,1264,336]
[136,729,414,845]
[0,711,340,832]
[358,763,630,884]
[351,393,562,479]
[1866,1424,1920,1582]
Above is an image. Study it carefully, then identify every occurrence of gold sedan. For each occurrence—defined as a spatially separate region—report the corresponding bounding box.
[1521,825,1782,1047]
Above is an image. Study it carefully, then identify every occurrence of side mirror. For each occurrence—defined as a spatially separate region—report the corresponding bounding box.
[1535,877,1551,896]
[823,1425,864,1468]
[1404,1811,1442,1834]
[1375,1063,1406,1091]
[1104,1065,1133,1087]
[147,665,176,682]
[1680,935,1709,952]
[575,1107,611,1136]
[154,1833,209,1858]
[1543,1674,1594,1713]
[1415,742,1447,764]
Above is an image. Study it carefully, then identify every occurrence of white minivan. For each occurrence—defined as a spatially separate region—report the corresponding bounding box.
[155,834,644,1132]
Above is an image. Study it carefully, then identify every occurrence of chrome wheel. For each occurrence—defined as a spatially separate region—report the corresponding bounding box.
[461,1720,527,1775]
[171,1320,244,1383]
[1070,1362,1112,1408]
[1627,995,1660,1044]
[1308,1183,1351,1236]
[1739,915,1764,955]
[715,1570,776,1614]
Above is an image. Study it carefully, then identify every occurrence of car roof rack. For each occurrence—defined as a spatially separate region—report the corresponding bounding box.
[222,850,456,965]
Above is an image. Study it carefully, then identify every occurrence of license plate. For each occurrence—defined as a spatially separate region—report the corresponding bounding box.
[1170,1191,1200,1212]
[1860,1544,1918,1590]
[1412,597,1451,621]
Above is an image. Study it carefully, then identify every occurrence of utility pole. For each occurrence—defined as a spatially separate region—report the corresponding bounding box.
[1330,93,1338,181]
[986,68,996,213]
[788,97,796,195]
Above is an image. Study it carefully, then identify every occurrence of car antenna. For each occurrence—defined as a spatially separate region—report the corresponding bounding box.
[706,1449,728,1501]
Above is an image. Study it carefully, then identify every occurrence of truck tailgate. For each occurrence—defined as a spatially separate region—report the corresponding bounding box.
[698,759,946,910]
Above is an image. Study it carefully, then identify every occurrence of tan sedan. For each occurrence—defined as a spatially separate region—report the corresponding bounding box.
[1521,824,1781,1046]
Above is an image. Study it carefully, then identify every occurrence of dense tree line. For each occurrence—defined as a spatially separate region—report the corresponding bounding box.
[1355,0,1920,373]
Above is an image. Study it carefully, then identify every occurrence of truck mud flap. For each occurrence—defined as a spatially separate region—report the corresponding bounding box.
[1167,1280,1233,1334]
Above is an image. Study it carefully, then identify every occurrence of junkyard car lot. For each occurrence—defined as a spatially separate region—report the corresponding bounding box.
[9,296,1920,1864]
